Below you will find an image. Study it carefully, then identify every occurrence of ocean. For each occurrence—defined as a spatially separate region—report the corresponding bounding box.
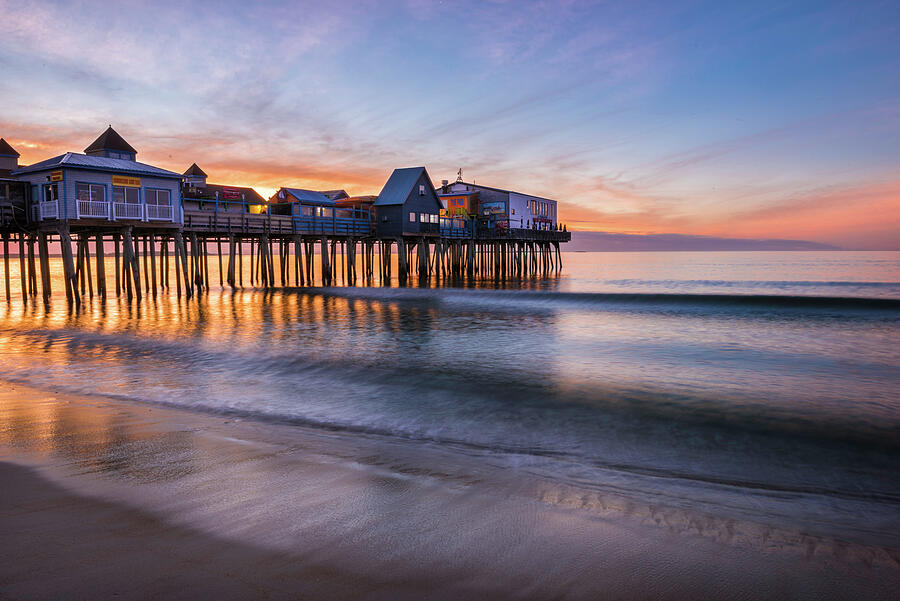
[1,250,899,589]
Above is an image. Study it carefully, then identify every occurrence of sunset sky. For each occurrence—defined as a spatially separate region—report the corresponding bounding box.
[1,0,897,248]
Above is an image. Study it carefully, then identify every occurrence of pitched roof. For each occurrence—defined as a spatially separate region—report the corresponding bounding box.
[451,180,556,203]
[319,189,349,200]
[13,152,181,178]
[375,167,435,206]
[199,183,266,204]
[0,138,19,157]
[279,188,334,206]
[84,126,137,154]
[183,163,207,177]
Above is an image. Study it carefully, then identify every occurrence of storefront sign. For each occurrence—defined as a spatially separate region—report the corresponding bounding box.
[112,175,141,187]
[480,201,506,216]
[223,187,242,199]
[50,170,63,182]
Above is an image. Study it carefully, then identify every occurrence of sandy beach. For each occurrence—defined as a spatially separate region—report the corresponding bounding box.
[1,379,898,600]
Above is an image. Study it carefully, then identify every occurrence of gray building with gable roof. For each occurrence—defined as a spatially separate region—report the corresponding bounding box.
[374,167,442,238]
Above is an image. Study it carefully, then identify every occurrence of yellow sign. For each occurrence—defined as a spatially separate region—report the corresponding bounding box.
[112,175,141,187]
[50,170,63,182]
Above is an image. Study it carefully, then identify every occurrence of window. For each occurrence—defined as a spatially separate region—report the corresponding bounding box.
[419,184,425,196]
[146,189,171,206]
[317,207,332,218]
[113,186,139,204]
[76,183,105,202]
[301,206,315,217]
[409,212,416,222]
[44,184,59,202]
[430,214,438,223]
[420,212,428,222]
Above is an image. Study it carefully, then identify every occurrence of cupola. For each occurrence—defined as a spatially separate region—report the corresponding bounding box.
[84,126,137,161]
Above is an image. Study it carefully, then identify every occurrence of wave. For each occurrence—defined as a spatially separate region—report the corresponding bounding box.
[290,286,900,312]
[2,321,898,452]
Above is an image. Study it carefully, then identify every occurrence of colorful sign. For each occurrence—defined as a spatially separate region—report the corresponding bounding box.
[480,201,506,216]
[223,187,242,199]
[112,175,141,187]
[50,170,63,182]
[442,196,468,216]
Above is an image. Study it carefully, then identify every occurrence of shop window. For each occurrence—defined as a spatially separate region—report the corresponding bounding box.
[76,183,105,202]
[113,186,139,203]
[146,189,171,206]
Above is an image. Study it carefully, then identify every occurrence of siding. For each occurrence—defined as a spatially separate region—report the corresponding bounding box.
[19,167,183,223]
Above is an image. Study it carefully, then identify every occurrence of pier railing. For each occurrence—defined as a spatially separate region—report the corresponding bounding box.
[77,200,110,220]
[183,210,374,237]
[38,200,59,220]
[147,204,174,221]
[113,202,143,220]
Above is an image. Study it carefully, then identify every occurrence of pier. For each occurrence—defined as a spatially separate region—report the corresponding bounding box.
[0,209,569,305]
[0,129,569,305]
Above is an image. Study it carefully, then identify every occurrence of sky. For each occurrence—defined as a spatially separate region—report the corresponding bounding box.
[0,0,898,249]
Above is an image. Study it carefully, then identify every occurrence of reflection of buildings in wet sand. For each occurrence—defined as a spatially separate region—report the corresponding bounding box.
[0,388,200,484]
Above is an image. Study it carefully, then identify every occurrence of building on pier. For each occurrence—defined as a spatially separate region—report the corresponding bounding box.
[0,139,29,228]
[268,187,372,236]
[15,127,183,225]
[181,164,267,214]
[374,167,442,238]
[440,179,558,231]
[270,187,334,216]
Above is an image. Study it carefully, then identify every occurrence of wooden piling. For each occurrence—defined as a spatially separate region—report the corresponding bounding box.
[227,235,236,288]
[122,228,141,301]
[2,235,9,302]
[57,227,79,304]
[18,235,27,302]
[114,234,121,297]
[37,232,51,302]
[217,236,223,288]
[173,232,191,298]
[95,233,106,298]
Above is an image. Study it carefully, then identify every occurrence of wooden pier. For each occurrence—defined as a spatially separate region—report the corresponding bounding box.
[0,209,569,304]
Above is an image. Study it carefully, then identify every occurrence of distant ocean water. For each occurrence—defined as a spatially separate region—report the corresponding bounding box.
[0,251,898,548]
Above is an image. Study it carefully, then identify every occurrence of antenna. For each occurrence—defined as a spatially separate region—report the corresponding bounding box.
[456,168,463,183]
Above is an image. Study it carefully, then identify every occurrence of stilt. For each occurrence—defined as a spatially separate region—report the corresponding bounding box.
[174,236,182,297]
[18,235,27,302]
[320,237,330,286]
[2,235,9,302]
[95,233,106,298]
[217,236,224,288]
[114,234,121,297]
[149,234,157,295]
[122,228,141,301]
[227,235,236,288]
[38,232,51,302]
[84,234,93,299]
[26,235,37,297]
[57,227,80,304]
[173,232,191,298]
[238,237,243,287]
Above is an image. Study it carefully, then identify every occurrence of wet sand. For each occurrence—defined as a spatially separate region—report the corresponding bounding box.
[1,381,898,600]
